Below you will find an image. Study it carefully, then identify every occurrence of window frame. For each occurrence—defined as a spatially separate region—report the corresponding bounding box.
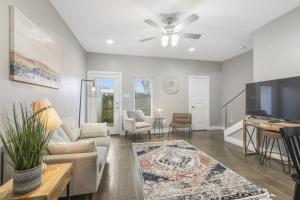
[133,77,154,117]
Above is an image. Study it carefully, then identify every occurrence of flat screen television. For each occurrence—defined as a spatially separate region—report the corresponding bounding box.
[246,76,300,121]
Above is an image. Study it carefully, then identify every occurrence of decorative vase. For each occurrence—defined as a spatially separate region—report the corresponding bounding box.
[13,164,43,194]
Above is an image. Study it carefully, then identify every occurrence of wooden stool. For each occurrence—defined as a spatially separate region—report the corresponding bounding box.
[260,130,292,173]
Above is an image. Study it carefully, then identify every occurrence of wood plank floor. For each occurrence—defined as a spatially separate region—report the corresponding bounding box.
[75,130,294,200]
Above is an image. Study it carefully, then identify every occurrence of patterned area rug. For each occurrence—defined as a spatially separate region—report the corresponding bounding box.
[132,140,271,200]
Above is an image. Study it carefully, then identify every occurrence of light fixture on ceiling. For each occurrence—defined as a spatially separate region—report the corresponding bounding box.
[161,34,180,48]
[188,47,195,52]
[141,14,201,48]
[171,34,179,47]
[161,35,169,47]
[106,39,114,44]
[239,45,248,50]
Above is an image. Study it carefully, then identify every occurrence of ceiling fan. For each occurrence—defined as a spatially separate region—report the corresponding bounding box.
[140,14,201,48]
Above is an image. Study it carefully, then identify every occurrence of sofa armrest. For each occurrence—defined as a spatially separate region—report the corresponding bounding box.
[44,152,100,195]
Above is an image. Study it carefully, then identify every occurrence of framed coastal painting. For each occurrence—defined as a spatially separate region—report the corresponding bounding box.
[9,6,62,89]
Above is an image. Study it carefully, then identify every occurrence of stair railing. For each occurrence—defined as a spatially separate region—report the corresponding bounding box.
[222,89,245,129]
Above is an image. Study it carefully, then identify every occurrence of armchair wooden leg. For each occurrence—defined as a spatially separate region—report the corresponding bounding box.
[168,126,171,137]
[125,130,128,138]
[148,130,151,139]
[88,193,93,200]
[133,133,136,142]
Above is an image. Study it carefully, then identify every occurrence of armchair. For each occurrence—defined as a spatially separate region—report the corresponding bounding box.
[123,110,152,140]
[168,113,192,137]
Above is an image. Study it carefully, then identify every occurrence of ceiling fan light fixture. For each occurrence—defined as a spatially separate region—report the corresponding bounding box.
[161,35,169,47]
[171,34,179,46]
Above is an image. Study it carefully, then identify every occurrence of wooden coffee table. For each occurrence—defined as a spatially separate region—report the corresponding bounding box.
[0,163,72,200]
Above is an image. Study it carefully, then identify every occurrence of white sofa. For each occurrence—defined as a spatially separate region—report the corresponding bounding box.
[45,117,110,197]
[123,110,153,140]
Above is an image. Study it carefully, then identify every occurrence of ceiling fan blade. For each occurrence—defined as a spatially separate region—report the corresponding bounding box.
[140,36,157,42]
[180,33,201,39]
[144,19,164,31]
[173,14,199,32]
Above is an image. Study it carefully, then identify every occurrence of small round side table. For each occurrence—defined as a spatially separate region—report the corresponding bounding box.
[154,117,164,137]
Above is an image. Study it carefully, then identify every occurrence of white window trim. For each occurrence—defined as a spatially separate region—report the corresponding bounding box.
[133,77,154,117]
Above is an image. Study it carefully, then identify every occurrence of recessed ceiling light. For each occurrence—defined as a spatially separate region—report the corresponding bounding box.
[188,47,195,52]
[106,39,114,44]
[239,45,248,50]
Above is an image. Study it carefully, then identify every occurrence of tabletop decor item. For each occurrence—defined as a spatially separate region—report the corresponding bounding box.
[132,140,271,200]
[0,163,73,200]
[0,104,52,194]
[156,108,163,118]
[162,76,179,94]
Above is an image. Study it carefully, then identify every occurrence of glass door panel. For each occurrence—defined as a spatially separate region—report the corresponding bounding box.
[95,79,114,127]
[87,72,121,134]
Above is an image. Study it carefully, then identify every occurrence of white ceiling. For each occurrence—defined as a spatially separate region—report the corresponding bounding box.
[50,0,300,61]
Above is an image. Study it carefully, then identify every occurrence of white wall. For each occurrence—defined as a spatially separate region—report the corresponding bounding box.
[0,0,86,128]
[253,6,300,82]
[86,53,222,126]
[222,51,253,105]
[221,51,253,126]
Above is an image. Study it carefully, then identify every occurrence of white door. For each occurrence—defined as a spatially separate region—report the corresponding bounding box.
[189,76,209,130]
[87,71,122,134]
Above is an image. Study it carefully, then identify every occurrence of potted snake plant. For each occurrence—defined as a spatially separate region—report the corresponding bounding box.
[0,104,52,194]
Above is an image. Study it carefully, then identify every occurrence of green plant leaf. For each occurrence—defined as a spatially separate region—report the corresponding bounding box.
[0,103,52,170]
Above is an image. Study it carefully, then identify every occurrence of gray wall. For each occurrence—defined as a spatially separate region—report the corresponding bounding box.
[221,51,253,126]
[0,0,86,128]
[86,53,222,126]
[253,6,300,82]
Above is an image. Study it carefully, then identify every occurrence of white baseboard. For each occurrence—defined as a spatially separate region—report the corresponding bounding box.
[225,136,245,148]
[224,120,243,137]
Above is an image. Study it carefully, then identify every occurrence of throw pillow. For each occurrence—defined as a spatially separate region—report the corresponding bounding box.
[48,141,96,155]
[50,127,71,143]
[61,117,80,142]
[80,123,108,138]
[127,111,144,122]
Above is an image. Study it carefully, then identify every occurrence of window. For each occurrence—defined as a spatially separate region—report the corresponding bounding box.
[134,78,153,116]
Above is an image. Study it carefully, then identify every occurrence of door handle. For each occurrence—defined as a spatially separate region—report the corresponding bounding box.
[192,106,195,109]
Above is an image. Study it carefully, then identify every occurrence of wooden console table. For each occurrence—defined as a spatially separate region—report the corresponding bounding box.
[0,163,72,200]
[243,117,300,156]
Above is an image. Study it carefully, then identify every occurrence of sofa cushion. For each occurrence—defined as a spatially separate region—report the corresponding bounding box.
[61,117,80,142]
[80,123,108,138]
[48,141,97,155]
[127,111,144,122]
[50,127,71,143]
[78,136,110,147]
[136,122,151,129]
